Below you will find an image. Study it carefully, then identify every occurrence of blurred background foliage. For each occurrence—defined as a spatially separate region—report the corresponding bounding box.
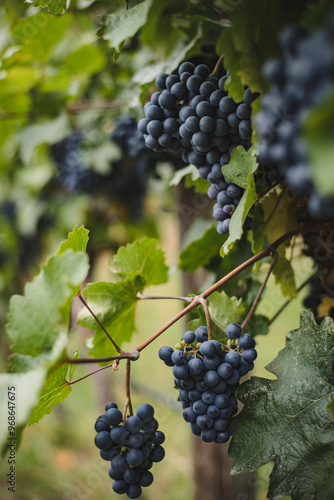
[0,1,316,499]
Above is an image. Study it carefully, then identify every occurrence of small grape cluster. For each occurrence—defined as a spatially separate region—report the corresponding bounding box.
[94,402,165,499]
[256,19,334,220]
[138,62,258,234]
[51,117,156,219]
[158,323,257,443]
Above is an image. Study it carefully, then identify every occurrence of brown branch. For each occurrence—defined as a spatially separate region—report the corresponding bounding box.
[67,362,116,386]
[268,272,318,326]
[210,55,224,77]
[204,0,228,20]
[67,100,121,114]
[77,292,122,353]
[135,225,307,352]
[137,293,192,302]
[65,353,139,364]
[241,250,278,330]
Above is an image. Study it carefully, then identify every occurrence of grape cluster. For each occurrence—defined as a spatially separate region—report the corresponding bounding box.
[138,62,258,234]
[158,323,257,443]
[256,20,334,220]
[94,402,165,499]
[51,117,160,219]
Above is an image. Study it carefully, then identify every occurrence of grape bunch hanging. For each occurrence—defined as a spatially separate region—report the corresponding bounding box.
[256,19,334,220]
[159,323,257,443]
[138,62,258,234]
[94,402,165,499]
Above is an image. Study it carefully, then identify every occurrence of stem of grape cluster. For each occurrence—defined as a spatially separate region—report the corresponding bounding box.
[123,360,133,420]
[197,297,212,340]
[241,250,278,330]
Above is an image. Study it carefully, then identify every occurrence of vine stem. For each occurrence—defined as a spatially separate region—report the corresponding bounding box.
[137,292,192,302]
[135,225,305,352]
[77,292,122,354]
[67,361,117,386]
[65,353,138,364]
[204,0,228,20]
[241,250,278,330]
[268,272,317,326]
[210,55,224,77]
[65,225,307,379]
[123,360,133,420]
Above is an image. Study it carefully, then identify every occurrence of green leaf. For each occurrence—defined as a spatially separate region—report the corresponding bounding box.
[11,12,71,63]
[170,165,210,194]
[328,397,334,424]
[33,0,67,15]
[262,189,298,297]
[78,273,146,359]
[58,225,89,254]
[98,0,154,52]
[7,250,89,357]
[273,247,297,298]
[229,311,334,500]
[220,148,258,257]
[179,225,224,273]
[133,24,202,87]
[0,371,46,457]
[188,291,246,342]
[19,114,71,164]
[110,238,168,287]
[222,146,259,189]
[304,90,334,199]
[28,352,78,425]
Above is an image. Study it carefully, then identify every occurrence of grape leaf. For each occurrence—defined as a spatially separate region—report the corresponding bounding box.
[229,312,334,500]
[170,165,210,195]
[97,0,154,52]
[110,238,168,286]
[2,228,90,453]
[262,190,298,297]
[273,247,297,298]
[222,146,258,190]
[179,225,224,273]
[7,250,89,357]
[188,291,246,341]
[220,148,258,257]
[33,0,67,15]
[328,398,334,424]
[304,91,334,199]
[78,273,146,359]
[28,351,79,425]
[58,225,89,254]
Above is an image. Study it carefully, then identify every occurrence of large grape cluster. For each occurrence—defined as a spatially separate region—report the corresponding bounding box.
[138,62,258,234]
[256,20,334,220]
[158,323,257,443]
[94,402,165,499]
